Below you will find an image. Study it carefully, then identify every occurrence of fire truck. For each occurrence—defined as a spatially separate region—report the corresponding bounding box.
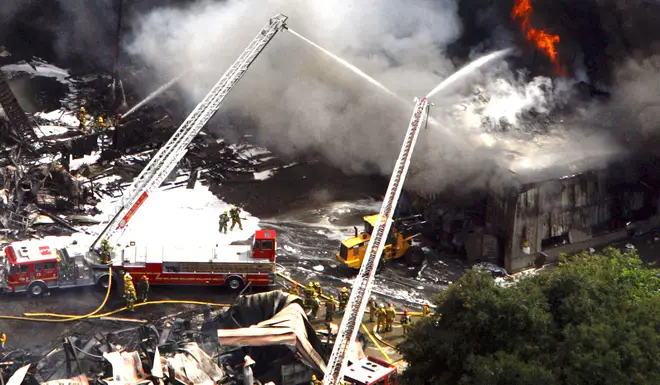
[0,230,277,296]
[0,240,107,297]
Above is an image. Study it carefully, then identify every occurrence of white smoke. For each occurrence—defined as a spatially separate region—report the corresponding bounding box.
[125,0,624,193]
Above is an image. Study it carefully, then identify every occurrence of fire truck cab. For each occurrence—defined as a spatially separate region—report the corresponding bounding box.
[343,356,398,385]
[0,240,106,297]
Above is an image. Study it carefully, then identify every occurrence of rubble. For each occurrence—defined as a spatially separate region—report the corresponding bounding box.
[0,292,331,385]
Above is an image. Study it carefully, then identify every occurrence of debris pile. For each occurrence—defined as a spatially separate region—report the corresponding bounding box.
[0,292,327,385]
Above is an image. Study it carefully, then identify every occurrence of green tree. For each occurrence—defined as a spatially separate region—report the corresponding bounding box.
[399,247,660,385]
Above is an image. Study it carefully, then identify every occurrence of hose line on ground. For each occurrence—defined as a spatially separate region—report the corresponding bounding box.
[0,268,113,323]
[27,300,231,319]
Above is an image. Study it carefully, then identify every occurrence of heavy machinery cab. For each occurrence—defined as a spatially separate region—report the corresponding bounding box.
[343,356,398,385]
[337,213,425,269]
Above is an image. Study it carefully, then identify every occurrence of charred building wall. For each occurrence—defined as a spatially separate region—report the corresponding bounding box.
[487,169,660,272]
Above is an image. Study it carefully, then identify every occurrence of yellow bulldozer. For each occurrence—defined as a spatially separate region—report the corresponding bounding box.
[336,213,426,269]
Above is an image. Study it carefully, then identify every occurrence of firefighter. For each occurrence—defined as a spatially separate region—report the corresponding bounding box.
[288,283,300,296]
[123,272,137,312]
[218,211,229,234]
[313,281,323,296]
[325,295,337,322]
[136,275,150,303]
[99,238,113,264]
[305,282,316,301]
[338,287,350,310]
[385,302,396,332]
[0,332,6,349]
[368,296,378,322]
[400,308,412,337]
[309,292,320,320]
[422,303,431,317]
[376,304,387,333]
[78,106,87,132]
[229,205,243,231]
[97,116,106,130]
[311,374,322,385]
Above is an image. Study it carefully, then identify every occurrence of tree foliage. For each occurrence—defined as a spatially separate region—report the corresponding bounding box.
[399,247,660,385]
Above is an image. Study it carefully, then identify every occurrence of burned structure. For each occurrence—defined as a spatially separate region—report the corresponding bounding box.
[486,166,660,272]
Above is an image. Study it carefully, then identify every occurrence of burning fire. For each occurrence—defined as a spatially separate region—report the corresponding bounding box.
[512,0,564,76]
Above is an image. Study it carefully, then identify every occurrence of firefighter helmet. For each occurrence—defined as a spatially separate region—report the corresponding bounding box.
[312,375,317,381]
[403,308,409,314]
[329,295,335,300]
[341,287,348,292]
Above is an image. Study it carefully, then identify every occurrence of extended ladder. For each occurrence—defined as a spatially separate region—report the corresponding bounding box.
[323,97,430,385]
[90,14,288,251]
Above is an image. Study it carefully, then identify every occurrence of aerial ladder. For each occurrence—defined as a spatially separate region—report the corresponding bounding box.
[89,14,288,252]
[323,97,430,385]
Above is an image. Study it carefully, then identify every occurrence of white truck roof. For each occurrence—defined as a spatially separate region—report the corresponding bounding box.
[116,243,266,266]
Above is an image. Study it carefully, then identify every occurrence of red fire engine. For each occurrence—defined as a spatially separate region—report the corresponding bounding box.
[0,240,108,297]
[343,356,398,385]
[0,230,277,296]
[116,229,277,290]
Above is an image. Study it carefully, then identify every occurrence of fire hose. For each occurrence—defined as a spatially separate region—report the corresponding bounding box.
[1,269,230,322]
[0,268,114,323]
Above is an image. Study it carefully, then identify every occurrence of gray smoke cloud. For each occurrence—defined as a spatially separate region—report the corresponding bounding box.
[125,0,660,195]
[125,0,470,178]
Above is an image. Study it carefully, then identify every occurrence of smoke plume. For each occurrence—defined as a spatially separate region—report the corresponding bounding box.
[125,0,660,194]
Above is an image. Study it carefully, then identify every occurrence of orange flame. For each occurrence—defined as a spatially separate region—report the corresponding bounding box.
[512,0,564,76]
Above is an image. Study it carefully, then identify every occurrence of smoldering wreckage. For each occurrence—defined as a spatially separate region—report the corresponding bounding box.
[2,0,660,384]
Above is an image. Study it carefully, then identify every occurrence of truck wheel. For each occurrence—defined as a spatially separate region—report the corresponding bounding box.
[404,246,425,266]
[227,277,244,291]
[27,282,46,298]
[97,275,113,291]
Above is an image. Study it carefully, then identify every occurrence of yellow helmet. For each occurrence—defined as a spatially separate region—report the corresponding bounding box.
[312,375,317,380]
[224,211,228,215]
[308,282,314,288]
[314,282,320,287]
[330,295,335,300]
[341,287,348,292]
[80,106,86,112]
[313,292,318,297]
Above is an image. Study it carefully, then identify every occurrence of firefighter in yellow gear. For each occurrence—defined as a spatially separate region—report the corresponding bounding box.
[385,302,396,332]
[97,116,106,130]
[0,332,6,349]
[311,374,322,385]
[304,282,315,300]
[423,303,431,317]
[229,205,243,231]
[325,295,337,322]
[218,211,229,234]
[123,272,137,312]
[339,287,350,310]
[400,308,412,336]
[99,238,113,264]
[304,282,316,312]
[288,283,300,296]
[376,304,387,333]
[136,275,150,303]
[367,296,378,322]
[78,106,87,132]
[313,281,323,296]
[308,292,320,320]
